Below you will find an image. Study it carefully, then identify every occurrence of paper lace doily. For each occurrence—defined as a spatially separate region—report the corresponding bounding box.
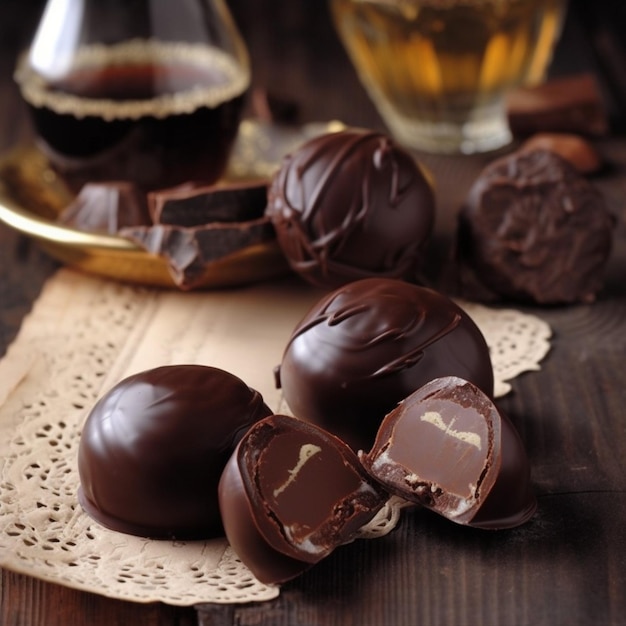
[0,270,551,606]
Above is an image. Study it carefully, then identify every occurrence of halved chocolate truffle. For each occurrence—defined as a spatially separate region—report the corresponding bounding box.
[78,365,272,539]
[275,278,494,452]
[457,149,615,304]
[218,414,388,584]
[362,377,536,529]
[265,128,435,288]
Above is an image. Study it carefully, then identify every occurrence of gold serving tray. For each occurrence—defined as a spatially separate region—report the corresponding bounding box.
[0,120,344,289]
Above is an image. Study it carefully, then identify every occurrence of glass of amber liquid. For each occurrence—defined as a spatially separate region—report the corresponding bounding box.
[330,0,567,154]
[15,0,250,192]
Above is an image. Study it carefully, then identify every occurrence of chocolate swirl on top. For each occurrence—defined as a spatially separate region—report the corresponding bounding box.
[266,129,435,288]
[276,278,494,451]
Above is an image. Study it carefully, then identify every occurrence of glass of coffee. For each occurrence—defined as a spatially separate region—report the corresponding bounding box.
[15,0,250,192]
[330,0,567,154]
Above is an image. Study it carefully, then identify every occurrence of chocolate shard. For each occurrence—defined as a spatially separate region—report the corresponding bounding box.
[58,181,151,233]
[77,365,272,540]
[148,180,269,227]
[265,128,435,289]
[362,376,537,530]
[276,278,494,452]
[120,217,275,289]
[218,414,388,584]
[457,149,615,305]
[507,73,609,137]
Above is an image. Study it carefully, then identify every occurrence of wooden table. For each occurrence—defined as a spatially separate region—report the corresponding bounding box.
[1,1,624,624]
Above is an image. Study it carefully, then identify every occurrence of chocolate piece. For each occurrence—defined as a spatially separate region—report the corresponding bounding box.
[78,365,272,539]
[518,133,603,174]
[362,377,536,529]
[58,181,150,233]
[507,74,609,137]
[218,414,388,584]
[265,129,435,288]
[457,149,615,305]
[275,278,494,452]
[148,180,268,226]
[120,217,275,290]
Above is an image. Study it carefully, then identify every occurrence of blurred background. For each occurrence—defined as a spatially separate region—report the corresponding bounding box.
[1,0,626,143]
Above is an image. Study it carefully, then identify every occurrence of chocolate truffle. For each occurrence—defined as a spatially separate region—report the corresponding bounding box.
[457,149,615,304]
[275,278,494,452]
[362,377,536,529]
[219,414,388,584]
[78,365,272,539]
[265,129,435,288]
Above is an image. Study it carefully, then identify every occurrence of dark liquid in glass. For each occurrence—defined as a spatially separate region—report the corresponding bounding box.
[18,42,248,191]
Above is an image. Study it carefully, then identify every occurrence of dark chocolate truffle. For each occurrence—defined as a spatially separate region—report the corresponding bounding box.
[275,278,494,452]
[265,129,435,288]
[219,414,388,584]
[78,365,272,539]
[362,377,536,529]
[457,149,615,305]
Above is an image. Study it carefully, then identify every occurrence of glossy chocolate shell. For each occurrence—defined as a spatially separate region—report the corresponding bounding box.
[78,365,272,539]
[276,278,494,451]
[266,128,435,288]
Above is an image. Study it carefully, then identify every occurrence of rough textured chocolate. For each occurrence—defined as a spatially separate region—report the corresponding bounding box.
[78,365,272,539]
[120,217,275,289]
[362,377,536,529]
[265,129,435,288]
[218,414,388,584]
[148,180,268,226]
[58,181,151,233]
[518,133,603,174]
[457,149,615,304]
[275,278,494,452]
[507,74,609,137]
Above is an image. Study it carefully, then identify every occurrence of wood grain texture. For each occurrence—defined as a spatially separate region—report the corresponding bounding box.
[1,1,625,625]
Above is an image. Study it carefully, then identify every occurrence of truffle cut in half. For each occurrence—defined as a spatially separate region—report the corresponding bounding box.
[219,414,388,584]
[361,377,536,529]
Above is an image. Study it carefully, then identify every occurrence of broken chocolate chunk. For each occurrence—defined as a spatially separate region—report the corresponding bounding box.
[120,217,275,289]
[507,74,609,137]
[148,180,268,227]
[58,181,150,233]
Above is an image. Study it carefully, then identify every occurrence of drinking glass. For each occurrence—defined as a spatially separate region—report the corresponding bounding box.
[15,0,250,191]
[330,0,567,154]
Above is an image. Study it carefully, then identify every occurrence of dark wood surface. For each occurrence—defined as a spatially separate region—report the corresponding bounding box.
[1,1,625,625]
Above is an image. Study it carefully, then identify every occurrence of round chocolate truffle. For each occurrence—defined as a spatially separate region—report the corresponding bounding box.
[362,377,537,529]
[265,128,435,288]
[275,278,494,452]
[457,149,615,304]
[219,414,388,584]
[78,365,272,539]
